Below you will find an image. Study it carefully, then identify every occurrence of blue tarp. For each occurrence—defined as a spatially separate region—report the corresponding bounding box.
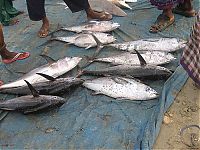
[0,0,199,149]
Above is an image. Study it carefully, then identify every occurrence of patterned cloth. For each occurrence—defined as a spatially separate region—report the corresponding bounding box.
[150,0,183,10]
[180,10,200,86]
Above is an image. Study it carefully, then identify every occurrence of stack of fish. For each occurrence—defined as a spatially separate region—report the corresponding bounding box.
[0,21,187,114]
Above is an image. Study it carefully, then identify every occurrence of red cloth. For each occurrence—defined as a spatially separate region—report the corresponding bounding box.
[180,10,200,86]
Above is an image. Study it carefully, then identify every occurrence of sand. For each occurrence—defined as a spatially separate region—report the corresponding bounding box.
[154,78,200,149]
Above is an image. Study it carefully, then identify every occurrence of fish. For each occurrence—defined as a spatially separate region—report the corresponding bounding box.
[83,76,159,100]
[81,64,172,78]
[93,51,176,65]
[0,80,65,114]
[0,55,82,89]
[80,49,172,79]
[107,38,187,52]
[108,0,132,9]
[0,73,84,95]
[60,20,120,33]
[46,32,116,49]
[89,0,127,17]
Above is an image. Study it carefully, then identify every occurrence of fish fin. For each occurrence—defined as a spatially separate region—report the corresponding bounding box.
[36,73,56,81]
[134,50,147,66]
[112,77,128,84]
[88,32,105,58]
[24,80,40,97]
[40,54,56,64]
[85,45,93,50]
[91,91,102,95]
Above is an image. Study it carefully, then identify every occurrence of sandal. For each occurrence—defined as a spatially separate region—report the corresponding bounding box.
[2,52,30,64]
[149,14,175,33]
[173,6,196,17]
[88,11,113,21]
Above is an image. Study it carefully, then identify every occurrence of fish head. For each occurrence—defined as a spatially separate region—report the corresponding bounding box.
[49,96,66,105]
[145,86,159,99]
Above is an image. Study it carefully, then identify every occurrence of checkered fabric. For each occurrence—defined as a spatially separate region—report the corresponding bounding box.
[180,10,200,86]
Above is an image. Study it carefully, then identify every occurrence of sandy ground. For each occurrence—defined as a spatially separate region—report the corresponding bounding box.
[154,78,200,149]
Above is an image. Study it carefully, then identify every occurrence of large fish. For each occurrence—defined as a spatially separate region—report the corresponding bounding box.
[107,38,187,52]
[0,73,84,95]
[81,64,172,78]
[48,32,116,49]
[60,20,120,33]
[0,55,82,89]
[83,76,159,100]
[94,51,176,65]
[0,80,65,114]
[80,49,172,78]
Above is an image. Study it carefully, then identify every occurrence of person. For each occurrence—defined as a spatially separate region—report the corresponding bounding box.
[149,0,196,33]
[180,10,200,87]
[0,24,30,64]
[0,0,23,26]
[26,0,113,38]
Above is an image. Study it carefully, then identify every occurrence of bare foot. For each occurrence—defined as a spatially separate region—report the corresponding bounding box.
[38,17,50,38]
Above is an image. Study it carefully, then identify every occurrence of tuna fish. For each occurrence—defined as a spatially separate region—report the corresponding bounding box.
[0,73,84,95]
[46,32,116,49]
[94,51,176,65]
[83,76,159,100]
[107,38,186,52]
[0,80,65,114]
[81,64,172,78]
[0,55,82,89]
[60,20,120,33]
[108,0,133,9]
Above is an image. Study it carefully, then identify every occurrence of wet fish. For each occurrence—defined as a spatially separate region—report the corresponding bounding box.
[60,20,120,33]
[0,73,84,95]
[94,51,176,65]
[108,38,187,52]
[82,64,172,78]
[49,32,116,49]
[0,80,65,114]
[0,55,82,89]
[83,76,159,100]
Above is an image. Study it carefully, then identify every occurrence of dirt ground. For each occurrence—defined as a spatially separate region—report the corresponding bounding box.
[154,78,200,149]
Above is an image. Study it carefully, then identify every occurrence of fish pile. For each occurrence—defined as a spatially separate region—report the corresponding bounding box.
[0,20,187,115]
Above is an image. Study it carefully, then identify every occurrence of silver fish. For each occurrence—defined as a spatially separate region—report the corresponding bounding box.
[0,80,65,114]
[108,0,132,9]
[61,20,120,33]
[108,38,186,52]
[83,76,159,100]
[51,32,116,49]
[82,64,172,78]
[94,51,176,65]
[0,73,84,95]
[0,55,82,89]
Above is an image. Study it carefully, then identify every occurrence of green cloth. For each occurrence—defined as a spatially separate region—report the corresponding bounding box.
[0,0,20,26]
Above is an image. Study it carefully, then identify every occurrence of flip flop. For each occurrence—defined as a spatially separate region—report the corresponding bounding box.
[149,14,175,33]
[88,11,113,21]
[2,52,30,64]
[173,6,196,17]
[0,80,3,86]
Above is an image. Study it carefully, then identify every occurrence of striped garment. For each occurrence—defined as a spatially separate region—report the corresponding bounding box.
[150,0,184,10]
[180,10,200,86]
